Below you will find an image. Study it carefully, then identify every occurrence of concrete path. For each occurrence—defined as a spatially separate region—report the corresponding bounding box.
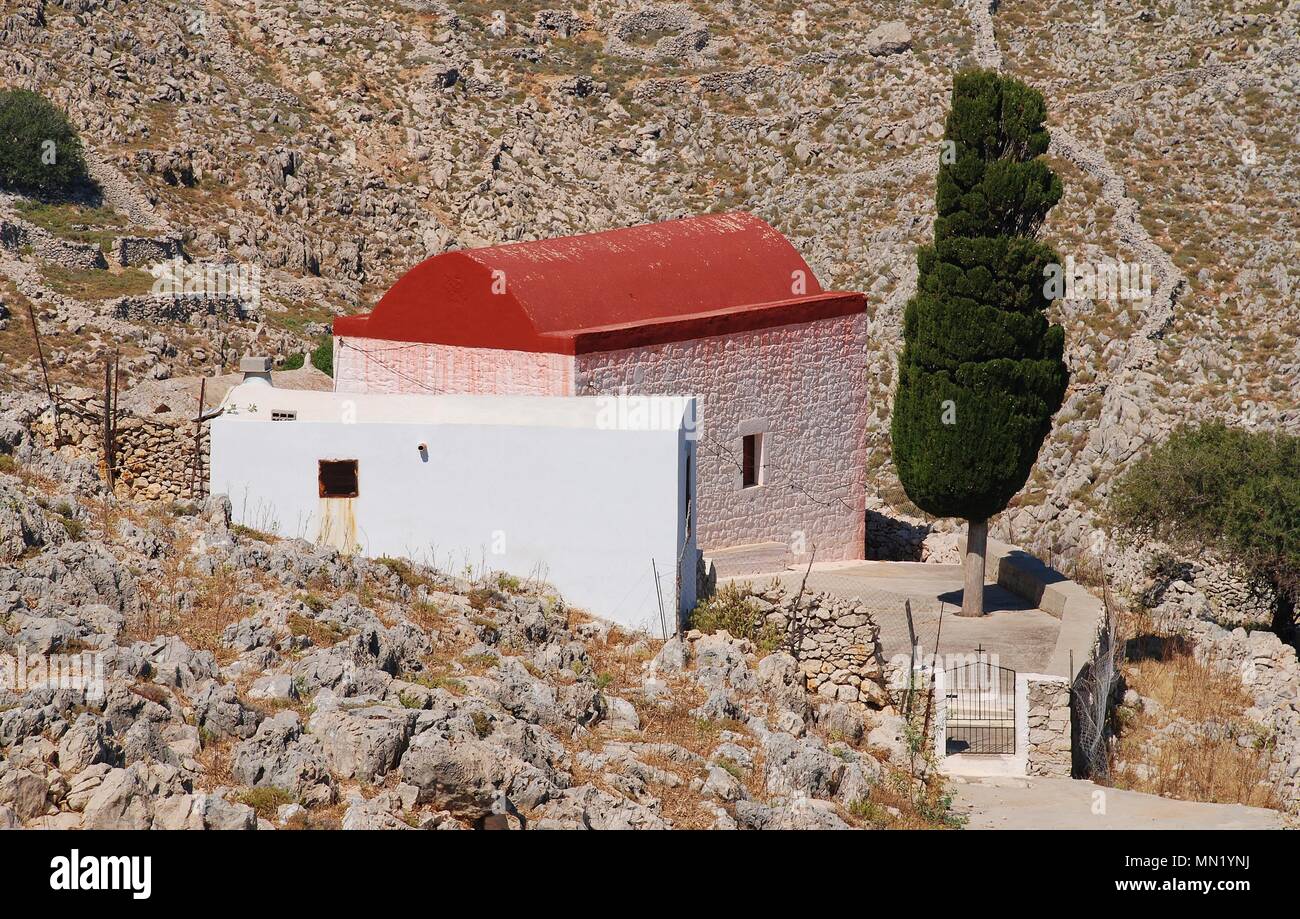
[727,561,1062,674]
[951,775,1288,830]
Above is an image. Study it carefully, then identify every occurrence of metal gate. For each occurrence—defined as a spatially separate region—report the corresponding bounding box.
[945,658,1016,755]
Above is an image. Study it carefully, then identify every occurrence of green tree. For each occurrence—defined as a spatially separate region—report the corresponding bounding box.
[891,70,1069,616]
[0,89,90,197]
[1109,422,1300,635]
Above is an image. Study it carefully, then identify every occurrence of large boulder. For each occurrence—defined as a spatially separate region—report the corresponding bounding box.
[0,479,64,563]
[865,21,912,56]
[0,768,49,822]
[230,711,336,805]
[82,767,152,830]
[762,732,844,798]
[532,784,670,830]
[310,703,418,783]
[735,796,850,830]
[201,795,258,830]
[152,793,205,830]
[398,731,557,820]
[57,713,119,774]
[193,680,263,740]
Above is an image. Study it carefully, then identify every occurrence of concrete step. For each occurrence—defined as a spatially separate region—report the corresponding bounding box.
[704,541,792,578]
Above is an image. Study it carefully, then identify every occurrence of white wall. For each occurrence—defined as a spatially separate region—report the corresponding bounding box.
[210,412,695,634]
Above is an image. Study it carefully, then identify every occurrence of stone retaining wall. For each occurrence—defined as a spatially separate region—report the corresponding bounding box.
[30,393,208,504]
[114,235,183,268]
[111,294,253,326]
[0,217,107,270]
[747,584,889,708]
[1109,538,1277,628]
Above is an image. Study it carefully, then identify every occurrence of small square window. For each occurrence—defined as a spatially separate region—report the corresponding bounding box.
[741,434,763,489]
[319,460,358,498]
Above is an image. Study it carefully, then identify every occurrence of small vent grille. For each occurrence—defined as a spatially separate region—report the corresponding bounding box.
[271,410,297,422]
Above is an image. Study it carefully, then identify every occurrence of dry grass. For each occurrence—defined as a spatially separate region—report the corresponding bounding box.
[1109,609,1281,809]
[38,263,156,300]
[287,612,346,648]
[193,735,236,791]
[236,786,296,820]
[14,199,133,252]
[282,805,344,830]
[841,757,962,830]
[128,537,257,661]
[688,581,783,651]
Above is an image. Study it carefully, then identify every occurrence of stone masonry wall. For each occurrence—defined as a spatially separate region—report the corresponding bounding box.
[747,583,888,708]
[30,394,208,504]
[112,294,252,326]
[114,234,182,268]
[578,313,869,561]
[0,217,108,271]
[1025,675,1071,777]
[1109,538,1278,629]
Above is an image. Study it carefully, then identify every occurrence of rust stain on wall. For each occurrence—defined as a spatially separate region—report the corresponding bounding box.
[318,497,357,554]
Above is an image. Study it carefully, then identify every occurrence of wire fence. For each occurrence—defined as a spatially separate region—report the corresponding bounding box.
[1071,584,1124,780]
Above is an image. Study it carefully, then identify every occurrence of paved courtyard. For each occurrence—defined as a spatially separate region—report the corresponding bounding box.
[725,560,1062,674]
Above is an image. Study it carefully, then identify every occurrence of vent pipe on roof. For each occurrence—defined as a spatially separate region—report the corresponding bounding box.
[239,356,273,386]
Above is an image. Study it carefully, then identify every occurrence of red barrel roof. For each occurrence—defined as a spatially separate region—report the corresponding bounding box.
[333,212,865,355]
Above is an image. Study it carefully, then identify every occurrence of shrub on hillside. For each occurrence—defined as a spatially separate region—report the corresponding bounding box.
[0,89,90,197]
[310,335,333,376]
[1108,421,1300,628]
[690,582,784,651]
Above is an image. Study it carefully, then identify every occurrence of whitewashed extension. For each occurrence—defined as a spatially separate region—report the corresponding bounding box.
[209,375,697,633]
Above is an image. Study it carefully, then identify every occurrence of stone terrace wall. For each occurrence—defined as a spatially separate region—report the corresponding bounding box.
[112,294,253,326]
[0,217,108,271]
[114,234,182,268]
[746,584,889,709]
[30,393,208,504]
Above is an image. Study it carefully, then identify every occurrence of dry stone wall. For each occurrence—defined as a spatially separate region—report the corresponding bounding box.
[746,584,889,709]
[1109,539,1278,629]
[30,392,208,504]
[114,235,182,267]
[111,294,253,326]
[0,217,107,271]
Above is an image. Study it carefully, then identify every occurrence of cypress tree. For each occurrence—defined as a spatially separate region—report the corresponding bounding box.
[890,70,1069,616]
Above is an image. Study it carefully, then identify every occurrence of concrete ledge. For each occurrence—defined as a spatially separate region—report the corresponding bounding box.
[703,541,793,578]
[984,539,1106,682]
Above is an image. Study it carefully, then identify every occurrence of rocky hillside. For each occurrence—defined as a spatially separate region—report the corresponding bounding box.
[1,0,1297,572]
[0,401,959,829]
[0,0,1297,830]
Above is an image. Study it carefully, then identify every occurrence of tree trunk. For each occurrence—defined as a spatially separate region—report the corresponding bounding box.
[959,518,988,617]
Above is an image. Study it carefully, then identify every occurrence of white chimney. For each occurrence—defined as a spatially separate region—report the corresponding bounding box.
[239,356,273,386]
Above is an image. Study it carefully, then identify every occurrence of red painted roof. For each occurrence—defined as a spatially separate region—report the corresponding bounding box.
[333,212,865,354]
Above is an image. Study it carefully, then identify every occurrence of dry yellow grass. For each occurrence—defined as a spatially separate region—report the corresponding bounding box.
[128,534,258,661]
[1110,609,1281,809]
